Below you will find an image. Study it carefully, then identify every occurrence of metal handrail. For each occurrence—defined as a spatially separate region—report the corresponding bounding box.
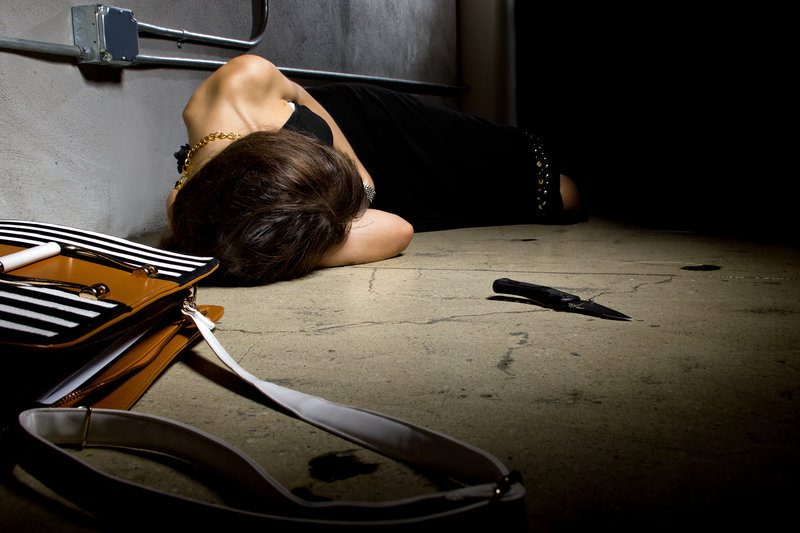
[0,1,267,60]
[136,0,268,49]
[278,67,466,96]
[0,1,466,96]
[130,56,465,96]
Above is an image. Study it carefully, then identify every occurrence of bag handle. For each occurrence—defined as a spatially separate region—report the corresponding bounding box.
[181,304,514,484]
[12,303,526,529]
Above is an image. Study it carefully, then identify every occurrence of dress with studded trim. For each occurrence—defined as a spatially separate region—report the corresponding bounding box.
[306,83,563,232]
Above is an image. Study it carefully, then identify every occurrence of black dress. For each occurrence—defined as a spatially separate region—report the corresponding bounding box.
[307,84,564,232]
[176,83,564,232]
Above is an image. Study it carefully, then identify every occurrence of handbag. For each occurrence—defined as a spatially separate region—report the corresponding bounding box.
[2,220,527,530]
[0,219,221,418]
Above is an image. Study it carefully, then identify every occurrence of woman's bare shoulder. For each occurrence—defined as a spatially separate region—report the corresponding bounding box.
[216,55,277,87]
[183,56,287,118]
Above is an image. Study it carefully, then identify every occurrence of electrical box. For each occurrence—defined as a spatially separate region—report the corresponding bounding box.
[72,4,138,65]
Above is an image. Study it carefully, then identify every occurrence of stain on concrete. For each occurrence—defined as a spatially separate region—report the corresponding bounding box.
[308,451,379,482]
[745,307,797,315]
[498,331,529,372]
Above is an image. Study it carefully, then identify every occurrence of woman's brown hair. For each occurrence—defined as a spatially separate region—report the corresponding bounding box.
[160,130,368,284]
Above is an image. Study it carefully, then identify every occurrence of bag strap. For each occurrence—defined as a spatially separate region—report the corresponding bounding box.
[12,304,526,529]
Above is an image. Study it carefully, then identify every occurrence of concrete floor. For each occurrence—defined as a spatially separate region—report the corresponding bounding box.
[2,216,799,531]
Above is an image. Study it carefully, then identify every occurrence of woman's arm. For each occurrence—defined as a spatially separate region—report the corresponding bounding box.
[318,209,413,267]
[289,83,375,189]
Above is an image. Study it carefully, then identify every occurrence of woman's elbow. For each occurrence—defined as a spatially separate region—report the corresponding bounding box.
[393,220,414,256]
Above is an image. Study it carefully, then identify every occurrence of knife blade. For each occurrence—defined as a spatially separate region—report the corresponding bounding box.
[492,278,631,321]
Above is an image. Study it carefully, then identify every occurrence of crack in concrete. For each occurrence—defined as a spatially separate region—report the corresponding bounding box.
[368,268,378,294]
[591,276,674,299]
[312,309,541,333]
[218,308,547,336]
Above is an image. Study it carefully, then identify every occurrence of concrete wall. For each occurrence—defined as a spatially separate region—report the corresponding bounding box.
[0,0,457,238]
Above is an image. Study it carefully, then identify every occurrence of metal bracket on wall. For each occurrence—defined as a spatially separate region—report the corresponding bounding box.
[1,0,465,96]
[72,4,139,66]
[0,1,267,68]
[71,2,267,69]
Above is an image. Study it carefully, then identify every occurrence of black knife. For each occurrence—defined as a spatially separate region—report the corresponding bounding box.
[492,278,631,321]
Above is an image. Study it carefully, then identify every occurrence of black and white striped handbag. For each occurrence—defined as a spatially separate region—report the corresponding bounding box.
[0,219,221,414]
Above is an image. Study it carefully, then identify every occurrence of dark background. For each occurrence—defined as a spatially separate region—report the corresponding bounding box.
[514,4,794,244]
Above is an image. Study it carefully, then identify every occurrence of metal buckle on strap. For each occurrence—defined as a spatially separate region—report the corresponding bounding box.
[491,470,523,502]
[79,406,93,450]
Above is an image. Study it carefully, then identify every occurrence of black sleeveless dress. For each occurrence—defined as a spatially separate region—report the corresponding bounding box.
[307,84,563,231]
[175,83,564,232]
[282,102,334,146]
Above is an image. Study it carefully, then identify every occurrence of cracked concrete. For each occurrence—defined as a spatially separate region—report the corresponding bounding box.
[3,216,800,531]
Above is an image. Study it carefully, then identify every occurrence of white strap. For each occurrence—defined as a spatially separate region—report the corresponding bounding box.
[12,308,526,528]
[16,408,524,529]
[182,306,511,484]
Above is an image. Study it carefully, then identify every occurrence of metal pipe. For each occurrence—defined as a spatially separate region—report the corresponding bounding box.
[137,0,268,49]
[278,67,467,96]
[134,55,225,69]
[1,36,464,96]
[132,0,463,94]
[134,56,465,95]
[0,35,83,59]
[1,0,465,96]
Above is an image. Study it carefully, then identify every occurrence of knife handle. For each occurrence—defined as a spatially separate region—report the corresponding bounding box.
[492,278,581,306]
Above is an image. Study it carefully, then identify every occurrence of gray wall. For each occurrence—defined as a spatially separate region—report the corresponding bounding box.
[0,0,459,238]
[457,0,514,126]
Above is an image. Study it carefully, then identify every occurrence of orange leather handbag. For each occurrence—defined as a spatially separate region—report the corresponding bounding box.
[0,219,221,418]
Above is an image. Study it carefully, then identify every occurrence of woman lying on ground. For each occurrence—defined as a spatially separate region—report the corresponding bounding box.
[161,54,581,285]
